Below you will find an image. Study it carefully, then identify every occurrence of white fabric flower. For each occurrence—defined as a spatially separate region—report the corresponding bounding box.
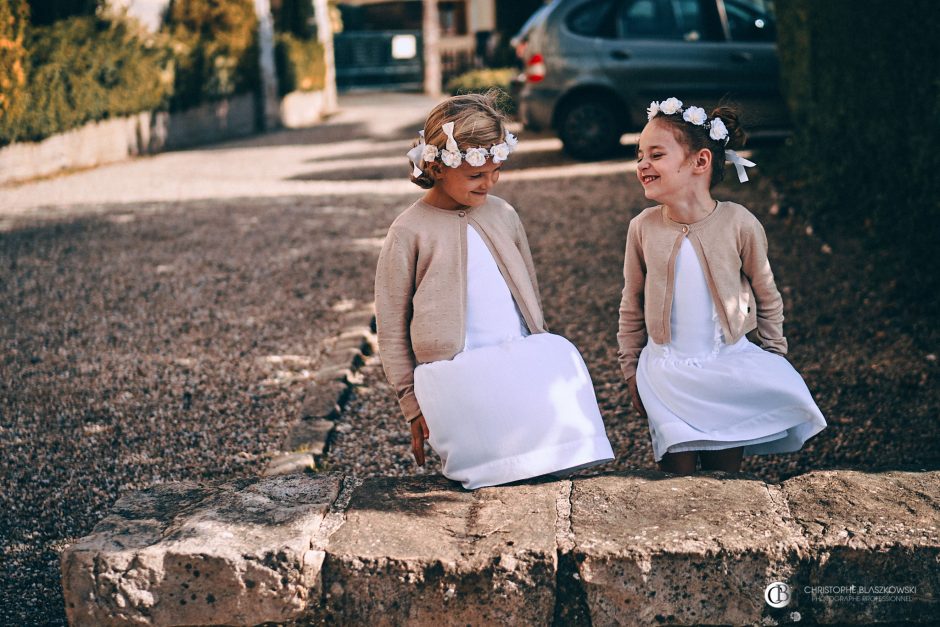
[647,101,660,120]
[660,97,683,115]
[465,147,488,167]
[683,106,707,126]
[490,142,511,163]
[421,144,439,163]
[708,118,729,142]
[504,131,518,151]
[441,149,462,168]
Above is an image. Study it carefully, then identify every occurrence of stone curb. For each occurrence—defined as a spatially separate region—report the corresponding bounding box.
[263,304,376,478]
[61,470,939,626]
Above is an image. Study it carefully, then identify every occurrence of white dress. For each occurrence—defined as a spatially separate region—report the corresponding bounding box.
[637,238,827,462]
[413,226,615,489]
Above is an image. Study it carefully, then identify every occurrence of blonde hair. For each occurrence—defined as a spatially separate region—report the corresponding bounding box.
[410,91,509,189]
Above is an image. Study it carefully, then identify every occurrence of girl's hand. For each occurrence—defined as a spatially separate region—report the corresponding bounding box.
[627,376,647,419]
[410,414,430,466]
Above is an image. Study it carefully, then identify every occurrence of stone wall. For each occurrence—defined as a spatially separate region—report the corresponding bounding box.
[0,90,327,186]
[60,469,938,626]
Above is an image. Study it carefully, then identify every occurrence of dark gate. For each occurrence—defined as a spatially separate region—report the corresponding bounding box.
[333,31,424,91]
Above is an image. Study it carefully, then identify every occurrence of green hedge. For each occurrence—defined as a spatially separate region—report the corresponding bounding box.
[162,0,259,112]
[0,0,29,134]
[275,33,325,95]
[0,15,171,145]
[446,68,517,114]
[776,0,940,302]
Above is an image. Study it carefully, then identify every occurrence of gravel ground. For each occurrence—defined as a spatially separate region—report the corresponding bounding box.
[2,129,938,624]
[334,146,939,485]
[0,193,404,623]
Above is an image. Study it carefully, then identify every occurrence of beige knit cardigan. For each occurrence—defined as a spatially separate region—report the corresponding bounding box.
[375,196,546,422]
[617,201,787,381]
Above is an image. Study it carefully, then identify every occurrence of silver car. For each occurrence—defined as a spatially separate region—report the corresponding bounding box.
[517,0,788,159]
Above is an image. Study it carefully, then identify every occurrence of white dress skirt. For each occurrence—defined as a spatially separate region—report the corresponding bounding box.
[414,226,614,489]
[637,238,827,462]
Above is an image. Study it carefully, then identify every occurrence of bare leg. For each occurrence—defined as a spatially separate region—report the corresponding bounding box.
[658,451,697,475]
[700,447,743,472]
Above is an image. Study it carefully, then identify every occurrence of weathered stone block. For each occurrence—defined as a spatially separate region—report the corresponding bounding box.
[313,365,353,385]
[61,474,341,626]
[300,380,348,419]
[782,470,940,624]
[342,308,375,331]
[284,418,335,456]
[569,472,805,626]
[264,452,316,476]
[322,346,365,369]
[320,475,559,625]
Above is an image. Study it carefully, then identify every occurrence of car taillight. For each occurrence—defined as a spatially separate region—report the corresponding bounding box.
[526,54,546,83]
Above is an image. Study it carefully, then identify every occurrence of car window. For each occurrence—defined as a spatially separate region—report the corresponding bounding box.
[512,4,552,45]
[670,0,708,41]
[617,0,678,39]
[566,0,619,38]
[723,0,776,42]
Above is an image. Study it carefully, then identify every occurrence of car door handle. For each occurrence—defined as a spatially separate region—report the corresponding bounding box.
[730,51,753,62]
[610,50,631,60]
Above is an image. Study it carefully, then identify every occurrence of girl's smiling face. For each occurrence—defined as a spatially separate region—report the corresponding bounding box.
[636,119,701,202]
[427,159,502,210]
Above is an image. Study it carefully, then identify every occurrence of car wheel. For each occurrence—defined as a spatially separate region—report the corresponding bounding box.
[558,99,621,160]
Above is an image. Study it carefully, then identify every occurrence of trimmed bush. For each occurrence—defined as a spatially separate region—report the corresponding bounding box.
[275,32,324,95]
[0,15,171,145]
[776,0,940,305]
[0,0,29,133]
[446,67,515,95]
[446,68,517,114]
[162,0,260,111]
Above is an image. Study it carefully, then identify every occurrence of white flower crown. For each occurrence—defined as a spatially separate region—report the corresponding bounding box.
[406,121,518,177]
[648,97,731,143]
[646,97,756,183]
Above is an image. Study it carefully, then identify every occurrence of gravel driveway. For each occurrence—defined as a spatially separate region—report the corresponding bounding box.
[2,94,937,625]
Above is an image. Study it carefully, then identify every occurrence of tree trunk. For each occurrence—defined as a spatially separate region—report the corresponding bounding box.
[423,0,442,97]
[312,0,338,114]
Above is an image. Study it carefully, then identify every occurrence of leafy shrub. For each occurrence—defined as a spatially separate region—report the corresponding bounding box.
[776,0,940,306]
[446,68,518,113]
[0,14,171,145]
[275,32,324,95]
[0,0,29,134]
[162,0,259,111]
[446,67,515,95]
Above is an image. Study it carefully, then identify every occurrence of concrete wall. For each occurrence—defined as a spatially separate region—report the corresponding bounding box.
[60,469,939,626]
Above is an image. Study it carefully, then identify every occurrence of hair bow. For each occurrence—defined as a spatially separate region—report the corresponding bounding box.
[726,150,756,183]
[405,130,426,177]
[441,122,459,153]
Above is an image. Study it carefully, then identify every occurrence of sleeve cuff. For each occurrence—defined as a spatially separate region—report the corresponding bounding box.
[398,390,422,422]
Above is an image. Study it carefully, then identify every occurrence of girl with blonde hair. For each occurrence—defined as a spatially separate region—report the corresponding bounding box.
[375,93,614,489]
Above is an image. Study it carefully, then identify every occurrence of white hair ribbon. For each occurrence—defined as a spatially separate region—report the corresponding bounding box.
[726,149,756,183]
[405,130,425,177]
[441,122,459,153]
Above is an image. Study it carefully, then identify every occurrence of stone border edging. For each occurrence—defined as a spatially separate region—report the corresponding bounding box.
[263,303,376,477]
[61,469,939,626]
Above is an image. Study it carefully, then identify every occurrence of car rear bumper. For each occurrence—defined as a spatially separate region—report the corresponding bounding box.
[518,85,560,131]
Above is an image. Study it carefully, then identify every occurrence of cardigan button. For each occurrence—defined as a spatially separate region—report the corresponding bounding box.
[458,211,466,217]
[681,225,689,233]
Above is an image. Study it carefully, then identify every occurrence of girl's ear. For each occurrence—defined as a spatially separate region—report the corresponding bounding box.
[693,148,712,174]
[429,162,445,180]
